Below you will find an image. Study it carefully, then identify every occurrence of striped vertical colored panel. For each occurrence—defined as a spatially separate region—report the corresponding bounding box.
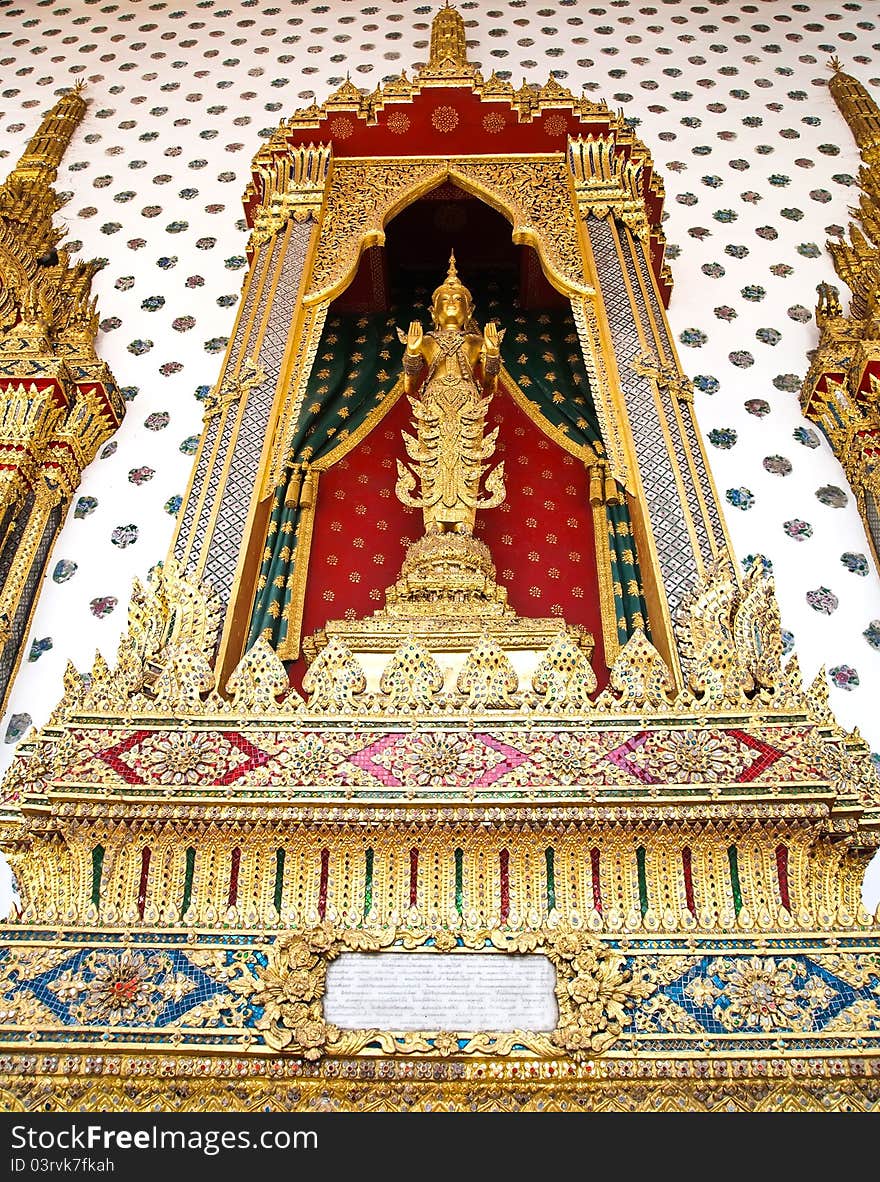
[775,844,791,912]
[228,847,241,910]
[409,848,418,908]
[727,845,743,916]
[364,847,374,917]
[454,848,463,916]
[681,846,696,914]
[636,846,648,916]
[181,847,196,919]
[590,847,602,913]
[499,849,510,923]
[545,848,556,913]
[136,847,151,920]
[318,848,329,919]
[273,848,285,915]
[90,845,104,909]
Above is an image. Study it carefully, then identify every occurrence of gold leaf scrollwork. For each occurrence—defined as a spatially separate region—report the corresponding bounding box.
[241,925,658,1063]
[530,629,597,708]
[378,638,444,712]
[301,637,367,712]
[151,642,215,711]
[226,636,302,713]
[456,633,520,709]
[568,135,650,243]
[600,627,674,711]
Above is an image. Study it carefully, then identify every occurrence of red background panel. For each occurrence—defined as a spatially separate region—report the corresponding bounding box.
[296,382,606,686]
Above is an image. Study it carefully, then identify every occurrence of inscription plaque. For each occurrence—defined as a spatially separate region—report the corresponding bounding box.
[324,951,558,1031]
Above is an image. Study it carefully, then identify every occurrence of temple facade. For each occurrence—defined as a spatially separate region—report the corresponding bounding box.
[0,4,879,1113]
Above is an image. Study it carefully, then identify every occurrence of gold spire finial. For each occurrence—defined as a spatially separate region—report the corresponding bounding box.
[428,4,469,70]
[447,250,458,281]
[827,60,880,169]
[3,85,87,190]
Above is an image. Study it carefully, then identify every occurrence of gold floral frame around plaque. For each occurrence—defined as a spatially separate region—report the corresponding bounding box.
[240,924,657,1062]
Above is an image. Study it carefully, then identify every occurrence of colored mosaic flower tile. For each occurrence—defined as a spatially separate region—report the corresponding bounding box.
[770,374,800,393]
[815,485,848,508]
[52,560,77,584]
[783,519,813,542]
[725,487,754,511]
[744,399,770,418]
[763,455,792,476]
[692,375,719,394]
[27,638,53,662]
[89,596,118,619]
[841,552,870,577]
[829,665,860,691]
[73,497,98,520]
[679,328,708,347]
[729,351,754,368]
[110,524,139,549]
[707,428,737,449]
[864,621,880,652]
[806,587,839,615]
[793,426,821,448]
[781,630,795,657]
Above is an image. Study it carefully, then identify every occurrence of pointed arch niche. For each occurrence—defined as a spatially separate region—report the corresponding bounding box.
[171,51,734,694]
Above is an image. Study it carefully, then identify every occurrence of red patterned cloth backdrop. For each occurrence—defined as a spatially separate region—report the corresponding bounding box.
[295,382,607,687]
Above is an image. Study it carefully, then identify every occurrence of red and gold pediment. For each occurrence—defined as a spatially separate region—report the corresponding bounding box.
[243,5,669,300]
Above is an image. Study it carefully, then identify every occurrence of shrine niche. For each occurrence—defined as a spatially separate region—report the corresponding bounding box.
[1,7,880,1115]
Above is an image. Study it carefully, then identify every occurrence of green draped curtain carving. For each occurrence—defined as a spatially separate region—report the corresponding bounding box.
[247,307,404,653]
[247,278,649,658]
[500,299,649,648]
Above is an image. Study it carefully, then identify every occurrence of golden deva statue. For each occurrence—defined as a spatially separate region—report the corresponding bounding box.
[395,252,506,536]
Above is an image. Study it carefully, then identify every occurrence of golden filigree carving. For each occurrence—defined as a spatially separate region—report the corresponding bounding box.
[0,87,125,713]
[378,638,444,711]
[450,158,590,297]
[674,560,790,709]
[306,160,448,303]
[416,3,481,86]
[151,642,215,710]
[675,561,753,708]
[600,627,674,711]
[530,630,598,708]
[568,135,650,242]
[245,143,331,248]
[384,532,510,612]
[734,560,785,696]
[226,637,301,712]
[302,637,367,712]
[801,63,880,560]
[456,634,519,709]
[202,355,267,422]
[234,924,657,1063]
[632,352,694,405]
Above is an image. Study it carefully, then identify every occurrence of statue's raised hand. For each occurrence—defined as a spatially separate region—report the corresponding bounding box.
[407,320,423,353]
[483,320,500,356]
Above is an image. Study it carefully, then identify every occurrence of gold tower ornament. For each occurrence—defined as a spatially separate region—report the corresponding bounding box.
[395,252,506,537]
